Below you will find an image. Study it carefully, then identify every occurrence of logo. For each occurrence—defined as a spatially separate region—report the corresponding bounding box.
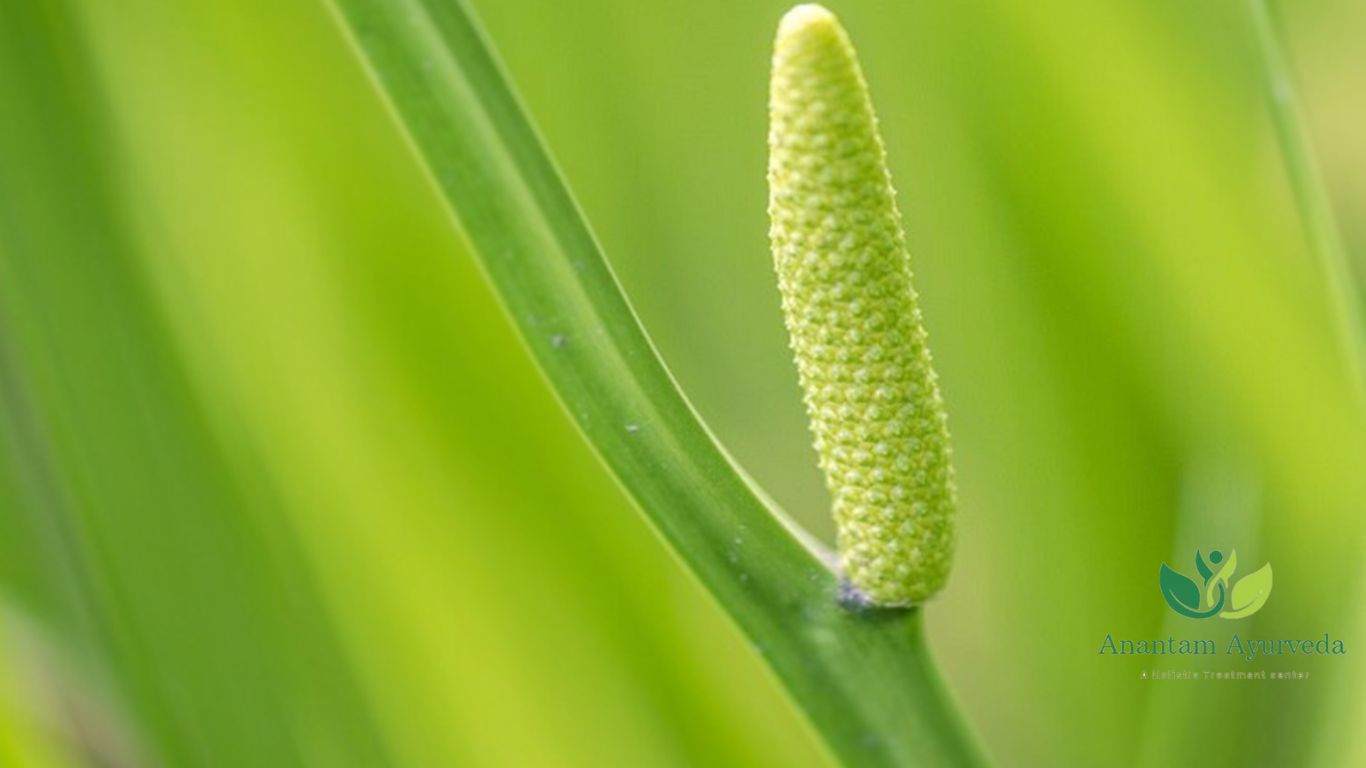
[1159,549,1272,619]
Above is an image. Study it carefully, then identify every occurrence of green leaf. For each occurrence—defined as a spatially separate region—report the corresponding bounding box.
[0,2,390,764]
[1249,0,1366,405]
[1195,550,1212,582]
[1160,564,1202,616]
[324,0,985,765]
[1222,563,1274,619]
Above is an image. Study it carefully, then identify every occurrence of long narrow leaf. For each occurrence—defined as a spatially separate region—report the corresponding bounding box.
[0,3,391,764]
[1249,0,1366,403]
[326,0,985,764]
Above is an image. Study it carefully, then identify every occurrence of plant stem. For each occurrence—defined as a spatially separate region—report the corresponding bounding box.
[325,0,987,764]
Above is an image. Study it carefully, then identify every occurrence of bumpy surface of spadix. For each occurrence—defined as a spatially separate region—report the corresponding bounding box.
[767,4,955,606]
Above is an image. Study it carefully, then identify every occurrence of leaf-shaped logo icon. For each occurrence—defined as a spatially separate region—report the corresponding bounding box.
[1160,564,1222,618]
[1195,551,1213,582]
[1221,562,1273,619]
[1159,548,1271,620]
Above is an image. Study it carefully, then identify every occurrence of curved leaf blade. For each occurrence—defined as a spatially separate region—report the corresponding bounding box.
[323,0,986,765]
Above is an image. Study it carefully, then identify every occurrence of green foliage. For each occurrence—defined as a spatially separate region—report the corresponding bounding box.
[1249,0,1366,402]
[325,0,984,763]
[1,0,1364,766]
[0,3,390,764]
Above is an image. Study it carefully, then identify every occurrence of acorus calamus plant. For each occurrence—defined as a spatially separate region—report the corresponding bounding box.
[768,4,956,607]
[329,0,986,764]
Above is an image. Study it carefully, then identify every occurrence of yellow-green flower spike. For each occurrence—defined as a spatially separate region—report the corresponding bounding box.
[767,4,956,607]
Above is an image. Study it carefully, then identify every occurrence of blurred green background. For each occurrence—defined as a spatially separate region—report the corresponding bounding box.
[2,0,1365,765]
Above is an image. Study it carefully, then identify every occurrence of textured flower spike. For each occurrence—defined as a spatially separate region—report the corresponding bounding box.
[767,4,955,607]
